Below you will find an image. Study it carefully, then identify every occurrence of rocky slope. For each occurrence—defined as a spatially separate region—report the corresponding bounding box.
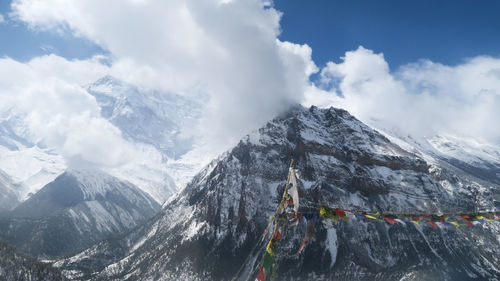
[0,169,160,258]
[0,240,65,281]
[57,106,500,280]
[0,170,20,212]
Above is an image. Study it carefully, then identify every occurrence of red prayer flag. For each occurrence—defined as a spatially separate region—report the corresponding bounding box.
[335,208,345,218]
[273,231,282,242]
[384,217,396,224]
[427,221,437,228]
[461,215,470,219]
[465,220,473,227]
[257,267,265,281]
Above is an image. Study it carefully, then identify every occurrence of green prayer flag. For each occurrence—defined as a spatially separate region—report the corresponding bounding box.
[263,252,274,271]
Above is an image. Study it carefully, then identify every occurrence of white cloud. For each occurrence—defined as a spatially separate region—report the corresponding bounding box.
[0,14,5,23]
[0,55,137,167]
[306,46,500,145]
[11,0,316,154]
[11,0,500,169]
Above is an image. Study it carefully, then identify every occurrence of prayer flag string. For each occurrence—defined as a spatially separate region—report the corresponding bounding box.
[235,160,500,281]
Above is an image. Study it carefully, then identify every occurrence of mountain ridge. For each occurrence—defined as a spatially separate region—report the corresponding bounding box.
[55,106,500,280]
[0,169,160,258]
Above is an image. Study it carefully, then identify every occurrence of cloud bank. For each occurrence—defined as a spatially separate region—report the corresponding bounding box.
[0,55,138,167]
[11,0,316,152]
[305,46,500,145]
[3,0,500,171]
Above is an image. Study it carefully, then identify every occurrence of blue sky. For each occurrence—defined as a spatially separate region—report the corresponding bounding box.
[2,0,500,68]
[273,0,500,69]
[0,0,103,62]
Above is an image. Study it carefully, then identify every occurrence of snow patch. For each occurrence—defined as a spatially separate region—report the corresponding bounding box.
[183,221,206,242]
[325,228,338,268]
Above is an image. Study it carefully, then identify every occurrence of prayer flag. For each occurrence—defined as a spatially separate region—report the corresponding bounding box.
[257,267,265,281]
[427,221,437,228]
[335,208,345,218]
[355,214,366,220]
[346,212,355,220]
[266,240,276,255]
[394,219,406,225]
[263,252,274,271]
[384,217,396,224]
[288,167,300,213]
[272,231,282,242]
[320,207,335,220]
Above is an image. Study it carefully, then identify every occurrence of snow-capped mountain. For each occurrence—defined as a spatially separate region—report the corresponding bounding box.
[85,76,206,202]
[0,110,66,201]
[0,169,160,258]
[87,76,208,194]
[87,76,200,160]
[427,135,500,169]
[55,106,500,280]
[370,127,500,197]
[0,76,206,207]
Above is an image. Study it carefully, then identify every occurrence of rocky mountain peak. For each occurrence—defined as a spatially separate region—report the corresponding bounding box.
[57,106,500,281]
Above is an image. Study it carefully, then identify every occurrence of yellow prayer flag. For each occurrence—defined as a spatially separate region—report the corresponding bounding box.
[320,207,327,218]
[266,241,275,255]
[365,215,378,220]
[411,221,420,226]
[450,221,460,227]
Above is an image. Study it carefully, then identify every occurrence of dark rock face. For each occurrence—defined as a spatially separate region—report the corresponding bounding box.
[0,240,65,281]
[0,170,160,258]
[58,106,500,280]
[10,173,84,218]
